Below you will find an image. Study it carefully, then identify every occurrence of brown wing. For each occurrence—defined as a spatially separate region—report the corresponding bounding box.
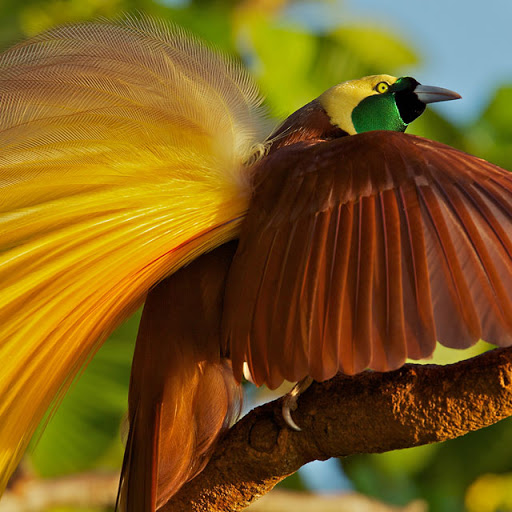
[222,131,512,389]
[118,243,240,511]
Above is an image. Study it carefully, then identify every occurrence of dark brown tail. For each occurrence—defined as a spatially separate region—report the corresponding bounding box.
[117,243,240,511]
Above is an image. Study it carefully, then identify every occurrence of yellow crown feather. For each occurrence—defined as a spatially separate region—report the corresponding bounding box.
[0,17,266,490]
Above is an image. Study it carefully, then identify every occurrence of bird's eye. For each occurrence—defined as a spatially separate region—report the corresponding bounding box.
[375,82,389,94]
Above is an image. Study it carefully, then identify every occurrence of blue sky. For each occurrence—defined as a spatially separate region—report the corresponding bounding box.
[344,0,512,123]
[287,0,512,124]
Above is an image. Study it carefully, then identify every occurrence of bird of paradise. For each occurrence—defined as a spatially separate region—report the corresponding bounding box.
[0,17,511,512]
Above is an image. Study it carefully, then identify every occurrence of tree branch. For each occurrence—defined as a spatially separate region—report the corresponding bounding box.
[163,347,512,511]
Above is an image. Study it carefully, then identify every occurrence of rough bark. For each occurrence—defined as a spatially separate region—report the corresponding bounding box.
[163,347,512,511]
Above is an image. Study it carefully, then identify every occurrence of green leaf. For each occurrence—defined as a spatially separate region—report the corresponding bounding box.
[465,86,512,170]
[408,109,466,150]
[29,313,140,477]
[313,24,419,87]
[332,25,418,70]
[242,14,319,116]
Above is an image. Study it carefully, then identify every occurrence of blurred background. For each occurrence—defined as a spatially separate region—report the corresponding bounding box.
[1,0,512,511]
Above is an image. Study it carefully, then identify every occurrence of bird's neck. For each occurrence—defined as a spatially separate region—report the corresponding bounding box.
[267,100,348,153]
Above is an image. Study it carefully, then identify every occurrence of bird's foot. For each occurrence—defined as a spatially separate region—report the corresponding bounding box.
[282,377,313,431]
[243,362,255,384]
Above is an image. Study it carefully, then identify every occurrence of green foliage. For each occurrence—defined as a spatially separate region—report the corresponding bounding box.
[244,16,318,116]
[326,25,418,78]
[29,313,139,477]
[343,417,512,512]
[466,473,512,512]
[19,0,123,36]
[242,14,420,117]
[408,109,467,151]
[466,86,512,169]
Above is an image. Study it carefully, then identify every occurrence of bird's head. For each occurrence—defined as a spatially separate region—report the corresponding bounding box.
[266,74,461,153]
[319,74,461,135]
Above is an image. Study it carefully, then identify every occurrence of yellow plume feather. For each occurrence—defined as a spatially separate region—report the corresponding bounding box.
[0,17,266,491]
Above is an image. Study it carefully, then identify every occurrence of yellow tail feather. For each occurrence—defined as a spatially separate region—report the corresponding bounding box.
[0,17,266,491]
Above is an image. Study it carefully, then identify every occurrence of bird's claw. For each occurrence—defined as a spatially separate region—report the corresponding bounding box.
[282,394,302,431]
[281,377,313,431]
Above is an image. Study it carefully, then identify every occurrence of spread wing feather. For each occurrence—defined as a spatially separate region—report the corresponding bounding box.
[0,17,266,491]
[223,131,512,388]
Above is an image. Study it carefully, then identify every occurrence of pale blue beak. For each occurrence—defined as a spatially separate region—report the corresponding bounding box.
[415,84,461,104]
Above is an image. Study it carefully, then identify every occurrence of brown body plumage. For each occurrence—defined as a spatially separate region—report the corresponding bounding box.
[123,120,512,510]
[225,130,512,387]
[118,243,240,510]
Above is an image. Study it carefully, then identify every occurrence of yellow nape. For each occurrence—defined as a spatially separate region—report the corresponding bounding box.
[0,17,266,492]
[318,74,398,135]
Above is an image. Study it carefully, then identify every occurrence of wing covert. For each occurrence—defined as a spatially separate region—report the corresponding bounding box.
[223,131,512,388]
